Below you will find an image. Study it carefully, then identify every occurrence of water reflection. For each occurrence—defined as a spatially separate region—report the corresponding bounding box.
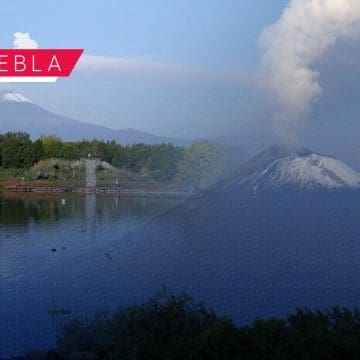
[0,192,183,226]
[0,193,185,358]
[2,190,360,358]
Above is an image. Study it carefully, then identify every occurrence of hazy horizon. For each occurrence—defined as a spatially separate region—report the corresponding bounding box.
[0,1,360,169]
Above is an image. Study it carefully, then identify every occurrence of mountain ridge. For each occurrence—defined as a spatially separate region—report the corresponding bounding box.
[224,145,360,193]
[0,90,190,146]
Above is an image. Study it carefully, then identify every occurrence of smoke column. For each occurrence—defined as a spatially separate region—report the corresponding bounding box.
[258,0,360,143]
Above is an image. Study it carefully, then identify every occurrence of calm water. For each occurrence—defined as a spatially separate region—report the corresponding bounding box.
[0,193,185,358]
[1,190,360,357]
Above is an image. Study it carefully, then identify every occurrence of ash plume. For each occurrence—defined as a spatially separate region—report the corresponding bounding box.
[258,0,360,143]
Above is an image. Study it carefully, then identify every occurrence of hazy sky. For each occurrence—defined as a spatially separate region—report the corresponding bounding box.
[0,0,287,138]
[2,0,360,160]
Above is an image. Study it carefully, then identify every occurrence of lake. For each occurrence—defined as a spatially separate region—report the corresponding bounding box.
[0,193,185,358]
[1,190,360,358]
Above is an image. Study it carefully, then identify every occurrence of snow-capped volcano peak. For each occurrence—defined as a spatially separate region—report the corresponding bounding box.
[271,153,360,189]
[0,90,31,103]
[230,145,360,191]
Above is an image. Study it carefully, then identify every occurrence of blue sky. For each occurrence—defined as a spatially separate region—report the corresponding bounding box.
[0,1,291,138]
[0,1,287,67]
[3,0,360,165]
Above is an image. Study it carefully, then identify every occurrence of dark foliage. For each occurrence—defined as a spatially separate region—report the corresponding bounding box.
[0,132,185,181]
[53,290,360,359]
[0,132,32,168]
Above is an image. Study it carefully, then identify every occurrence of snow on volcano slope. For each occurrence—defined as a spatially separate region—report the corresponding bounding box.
[228,146,360,191]
[0,90,31,103]
[271,154,360,189]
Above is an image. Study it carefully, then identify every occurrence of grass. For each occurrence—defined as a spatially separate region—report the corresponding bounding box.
[0,167,31,179]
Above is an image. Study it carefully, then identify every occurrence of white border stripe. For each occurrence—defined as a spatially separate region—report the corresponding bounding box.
[0,77,58,83]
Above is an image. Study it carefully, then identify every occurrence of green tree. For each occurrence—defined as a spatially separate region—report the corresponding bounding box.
[51,293,360,360]
[40,135,62,158]
[23,139,45,168]
[59,142,80,160]
[1,132,32,168]
[177,141,226,190]
[56,289,235,359]
[0,131,187,182]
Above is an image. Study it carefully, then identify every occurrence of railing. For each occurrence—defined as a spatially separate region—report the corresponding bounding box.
[0,179,187,194]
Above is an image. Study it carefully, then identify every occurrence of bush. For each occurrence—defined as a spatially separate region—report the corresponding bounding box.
[176,141,229,191]
[55,290,360,360]
[96,161,140,182]
[0,166,31,179]
[56,289,238,359]
[32,159,85,180]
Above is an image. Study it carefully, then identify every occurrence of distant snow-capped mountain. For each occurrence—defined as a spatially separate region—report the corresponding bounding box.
[0,90,31,103]
[227,145,360,192]
[0,90,189,145]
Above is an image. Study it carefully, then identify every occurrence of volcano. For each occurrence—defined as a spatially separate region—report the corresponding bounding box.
[95,145,360,328]
[223,145,360,195]
[169,145,360,243]
[0,90,188,145]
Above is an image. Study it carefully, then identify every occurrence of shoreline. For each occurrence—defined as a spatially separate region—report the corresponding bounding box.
[0,178,191,198]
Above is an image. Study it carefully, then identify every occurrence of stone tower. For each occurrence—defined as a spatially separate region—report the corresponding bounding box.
[85,159,97,189]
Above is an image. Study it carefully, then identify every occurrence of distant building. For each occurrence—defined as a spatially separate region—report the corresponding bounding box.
[82,158,100,189]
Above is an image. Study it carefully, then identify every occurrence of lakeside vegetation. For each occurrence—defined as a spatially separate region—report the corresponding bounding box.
[19,290,360,359]
[0,132,240,190]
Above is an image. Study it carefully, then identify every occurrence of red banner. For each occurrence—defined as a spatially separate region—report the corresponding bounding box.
[0,49,83,77]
